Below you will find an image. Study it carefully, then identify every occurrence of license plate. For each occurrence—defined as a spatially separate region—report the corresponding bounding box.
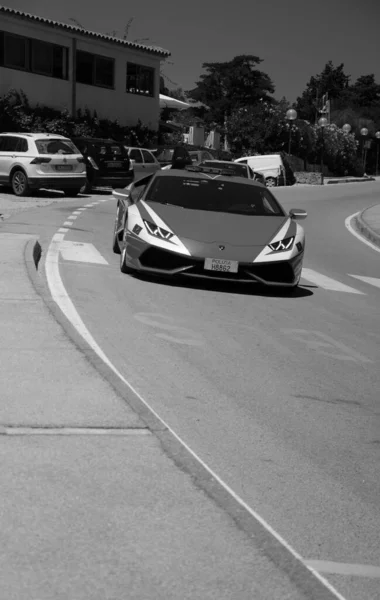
[204,258,238,273]
[56,165,73,172]
[108,162,122,168]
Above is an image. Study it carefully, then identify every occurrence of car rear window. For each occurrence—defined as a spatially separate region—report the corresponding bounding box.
[93,143,125,156]
[36,139,80,155]
[145,176,285,216]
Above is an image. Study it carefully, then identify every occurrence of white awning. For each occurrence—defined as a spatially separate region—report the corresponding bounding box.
[159,94,190,110]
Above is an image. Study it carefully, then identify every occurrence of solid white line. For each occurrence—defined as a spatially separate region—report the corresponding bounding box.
[44,233,347,600]
[348,274,380,289]
[345,212,380,253]
[306,560,380,578]
[301,268,365,294]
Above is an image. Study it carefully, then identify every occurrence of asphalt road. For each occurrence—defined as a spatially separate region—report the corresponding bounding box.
[27,182,380,599]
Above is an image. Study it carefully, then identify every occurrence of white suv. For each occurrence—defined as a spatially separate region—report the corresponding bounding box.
[0,132,86,197]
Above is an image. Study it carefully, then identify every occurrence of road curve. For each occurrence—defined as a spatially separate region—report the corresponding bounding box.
[47,182,380,600]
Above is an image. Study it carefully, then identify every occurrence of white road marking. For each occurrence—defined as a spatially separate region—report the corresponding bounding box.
[84,203,96,207]
[44,232,347,600]
[58,228,68,233]
[77,208,86,212]
[301,268,365,294]
[68,215,78,220]
[0,426,151,436]
[59,241,108,265]
[345,212,380,254]
[306,560,380,578]
[348,274,380,289]
[282,329,372,363]
[72,211,82,215]
[63,221,74,226]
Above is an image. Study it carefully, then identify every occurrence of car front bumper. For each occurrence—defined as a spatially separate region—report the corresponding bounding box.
[122,234,304,287]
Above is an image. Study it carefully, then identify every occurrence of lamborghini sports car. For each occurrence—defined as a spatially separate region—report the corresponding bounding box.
[112,165,307,288]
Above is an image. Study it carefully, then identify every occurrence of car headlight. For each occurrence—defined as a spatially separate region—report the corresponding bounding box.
[268,236,294,252]
[143,220,173,241]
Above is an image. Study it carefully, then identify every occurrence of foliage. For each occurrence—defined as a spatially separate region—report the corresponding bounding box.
[313,123,358,176]
[296,61,350,122]
[186,55,275,127]
[0,89,157,147]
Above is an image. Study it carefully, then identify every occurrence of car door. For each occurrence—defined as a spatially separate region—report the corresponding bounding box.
[0,136,20,183]
[128,148,145,180]
[141,149,161,175]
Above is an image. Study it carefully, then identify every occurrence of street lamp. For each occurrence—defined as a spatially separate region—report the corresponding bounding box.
[342,123,351,134]
[286,108,297,156]
[360,127,369,174]
[375,131,380,176]
[318,117,328,185]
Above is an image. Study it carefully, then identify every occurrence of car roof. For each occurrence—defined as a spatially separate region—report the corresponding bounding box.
[125,146,155,152]
[154,168,262,186]
[0,132,69,139]
[237,154,281,160]
[73,137,119,143]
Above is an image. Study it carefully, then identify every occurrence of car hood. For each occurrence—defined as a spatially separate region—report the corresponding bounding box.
[141,201,289,246]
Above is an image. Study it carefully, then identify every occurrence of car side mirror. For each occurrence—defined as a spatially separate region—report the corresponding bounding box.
[113,189,133,205]
[289,208,307,220]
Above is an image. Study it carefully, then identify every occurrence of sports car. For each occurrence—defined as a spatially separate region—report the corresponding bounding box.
[112,166,307,288]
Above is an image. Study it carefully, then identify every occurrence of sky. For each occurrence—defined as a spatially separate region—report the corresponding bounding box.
[3,0,380,103]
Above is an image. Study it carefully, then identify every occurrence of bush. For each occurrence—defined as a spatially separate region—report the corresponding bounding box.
[295,171,322,185]
[0,89,157,147]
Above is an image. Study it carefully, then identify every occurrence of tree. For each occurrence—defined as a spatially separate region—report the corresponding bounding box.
[296,61,350,121]
[186,55,275,126]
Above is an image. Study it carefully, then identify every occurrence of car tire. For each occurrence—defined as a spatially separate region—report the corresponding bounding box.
[112,225,121,254]
[11,169,31,197]
[120,244,134,274]
[80,178,92,194]
[265,177,277,187]
[63,188,81,197]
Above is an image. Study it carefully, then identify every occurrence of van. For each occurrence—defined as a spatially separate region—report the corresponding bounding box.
[234,153,295,187]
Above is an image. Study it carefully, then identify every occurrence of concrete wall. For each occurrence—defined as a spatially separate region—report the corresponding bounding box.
[0,14,162,129]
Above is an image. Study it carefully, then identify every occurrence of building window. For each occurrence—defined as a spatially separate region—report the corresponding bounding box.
[76,51,114,89]
[126,63,154,97]
[0,32,68,79]
[4,33,28,70]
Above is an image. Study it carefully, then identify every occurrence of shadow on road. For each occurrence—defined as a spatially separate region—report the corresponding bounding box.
[134,273,314,298]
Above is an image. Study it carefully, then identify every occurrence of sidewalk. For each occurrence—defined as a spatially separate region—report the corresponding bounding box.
[0,231,328,599]
[354,204,380,249]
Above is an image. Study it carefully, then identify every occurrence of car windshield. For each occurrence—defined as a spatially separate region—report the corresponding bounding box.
[94,143,123,156]
[145,176,285,216]
[201,161,249,178]
[36,139,80,155]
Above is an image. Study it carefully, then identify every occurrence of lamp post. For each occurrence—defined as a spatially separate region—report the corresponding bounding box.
[286,108,297,156]
[318,117,328,185]
[376,131,380,176]
[360,127,369,174]
[342,123,351,134]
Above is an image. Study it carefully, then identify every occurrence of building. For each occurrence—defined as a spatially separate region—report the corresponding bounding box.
[0,6,170,130]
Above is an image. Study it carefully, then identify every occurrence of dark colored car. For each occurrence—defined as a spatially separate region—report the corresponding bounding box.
[71,137,134,193]
[111,165,307,289]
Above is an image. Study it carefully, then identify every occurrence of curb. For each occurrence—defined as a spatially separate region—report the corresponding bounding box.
[354,206,380,249]
[23,238,346,600]
[326,177,376,185]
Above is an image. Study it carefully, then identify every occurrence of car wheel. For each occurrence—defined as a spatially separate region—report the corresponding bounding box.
[120,244,134,274]
[112,205,123,254]
[80,178,92,194]
[265,177,277,187]
[63,188,81,197]
[11,170,31,197]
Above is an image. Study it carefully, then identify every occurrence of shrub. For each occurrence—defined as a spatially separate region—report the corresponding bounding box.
[0,89,157,147]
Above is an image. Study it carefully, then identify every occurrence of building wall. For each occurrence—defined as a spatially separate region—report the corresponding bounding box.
[0,14,162,129]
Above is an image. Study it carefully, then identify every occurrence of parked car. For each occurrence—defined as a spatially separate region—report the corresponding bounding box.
[198,160,266,184]
[234,153,295,187]
[0,132,86,197]
[72,137,134,193]
[124,147,162,181]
